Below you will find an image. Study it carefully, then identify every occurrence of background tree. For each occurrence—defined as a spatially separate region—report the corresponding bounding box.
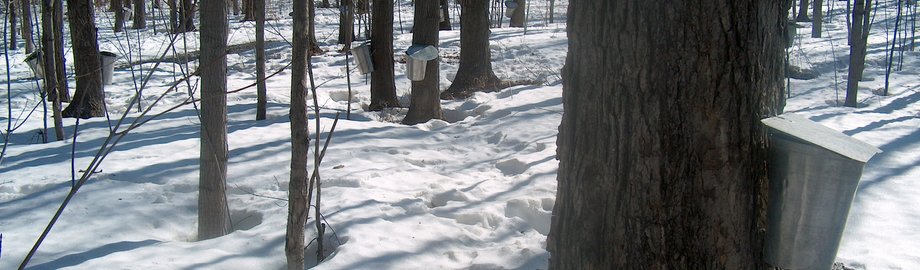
[403,0,442,125]
[198,0,231,240]
[368,0,399,110]
[20,0,34,53]
[179,0,196,32]
[114,0,125,32]
[133,0,147,29]
[441,0,503,100]
[242,0,255,21]
[62,0,105,118]
[797,0,810,21]
[812,0,823,38]
[286,0,311,267]
[547,0,786,268]
[845,0,872,107]
[231,0,240,15]
[439,0,452,30]
[255,0,266,120]
[52,0,68,101]
[338,0,354,45]
[308,0,321,54]
[40,0,64,140]
[8,0,18,51]
[509,0,524,27]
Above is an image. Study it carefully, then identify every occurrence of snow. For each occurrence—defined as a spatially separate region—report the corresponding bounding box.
[0,1,918,269]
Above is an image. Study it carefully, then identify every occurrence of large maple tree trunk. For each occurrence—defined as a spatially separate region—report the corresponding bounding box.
[198,0,231,240]
[368,0,399,110]
[402,0,442,125]
[441,0,502,100]
[62,0,105,119]
[548,1,787,269]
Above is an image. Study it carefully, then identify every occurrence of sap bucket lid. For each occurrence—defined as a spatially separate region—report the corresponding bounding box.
[405,45,439,61]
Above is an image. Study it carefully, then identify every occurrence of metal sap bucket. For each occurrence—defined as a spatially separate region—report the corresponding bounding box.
[100,51,118,85]
[762,114,881,270]
[405,45,438,81]
[351,42,374,74]
[25,51,45,79]
[504,0,518,18]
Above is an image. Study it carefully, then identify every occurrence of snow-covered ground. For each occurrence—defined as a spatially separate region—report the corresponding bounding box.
[1,1,918,269]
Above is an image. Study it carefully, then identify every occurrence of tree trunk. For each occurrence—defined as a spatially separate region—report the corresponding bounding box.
[845,0,868,107]
[231,0,240,15]
[308,0,321,54]
[20,0,34,53]
[441,0,502,100]
[548,1,786,269]
[52,0,68,102]
[40,0,65,141]
[133,0,146,29]
[368,0,399,110]
[439,0,451,30]
[256,0,266,120]
[168,0,179,31]
[548,0,554,23]
[797,0,810,22]
[9,0,18,51]
[402,0,442,125]
[287,0,311,267]
[509,0,524,27]
[114,0,125,32]
[178,0,196,32]
[812,0,823,38]
[338,0,354,44]
[198,0,231,241]
[62,0,105,119]
[242,0,255,21]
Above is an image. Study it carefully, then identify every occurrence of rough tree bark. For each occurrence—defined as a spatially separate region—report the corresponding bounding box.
[368,0,400,110]
[509,0,524,27]
[403,0,443,125]
[286,0,311,267]
[133,0,146,29]
[548,1,787,269]
[62,0,105,119]
[198,0,231,240]
[441,0,503,100]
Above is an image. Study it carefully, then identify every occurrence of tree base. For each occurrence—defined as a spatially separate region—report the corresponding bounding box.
[440,79,536,100]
